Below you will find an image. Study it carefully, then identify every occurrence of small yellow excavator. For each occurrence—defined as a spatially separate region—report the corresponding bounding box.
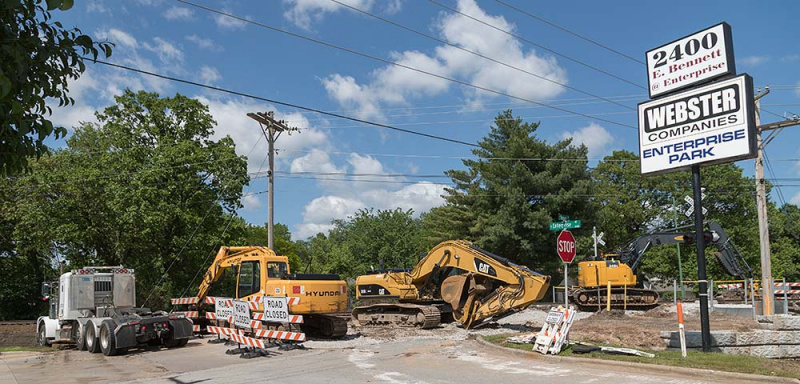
[352,240,551,329]
[572,221,752,309]
[193,246,349,338]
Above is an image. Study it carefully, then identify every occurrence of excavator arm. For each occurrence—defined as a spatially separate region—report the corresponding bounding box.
[607,221,752,279]
[411,241,550,328]
[194,246,276,303]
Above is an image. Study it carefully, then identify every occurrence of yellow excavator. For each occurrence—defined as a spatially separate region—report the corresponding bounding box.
[572,221,752,309]
[193,246,349,338]
[352,240,551,329]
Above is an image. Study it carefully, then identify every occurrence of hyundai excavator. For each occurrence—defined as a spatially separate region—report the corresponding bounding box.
[352,240,551,329]
[572,221,752,309]
[193,246,349,338]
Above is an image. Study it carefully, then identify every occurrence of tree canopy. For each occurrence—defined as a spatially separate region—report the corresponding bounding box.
[1,0,113,175]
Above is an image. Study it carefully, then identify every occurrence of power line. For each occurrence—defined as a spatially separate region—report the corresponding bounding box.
[329,0,635,112]
[89,58,480,148]
[427,0,645,90]
[493,0,645,65]
[175,0,636,129]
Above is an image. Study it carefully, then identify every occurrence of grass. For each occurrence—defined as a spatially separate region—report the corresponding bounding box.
[0,346,53,353]
[482,333,800,380]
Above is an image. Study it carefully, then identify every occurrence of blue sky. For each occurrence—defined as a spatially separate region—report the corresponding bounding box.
[47,0,800,240]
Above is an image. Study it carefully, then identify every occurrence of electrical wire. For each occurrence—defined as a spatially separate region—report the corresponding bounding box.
[175,0,637,129]
[90,58,480,148]
[329,0,635,112]
[427,0,645,90]
[493,0,645,65]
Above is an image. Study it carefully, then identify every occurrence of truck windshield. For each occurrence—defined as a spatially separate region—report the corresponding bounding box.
[267,262,287,278]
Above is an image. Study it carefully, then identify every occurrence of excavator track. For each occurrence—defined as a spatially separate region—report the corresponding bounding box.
[301,314,349,339]
[352,303,441,329]
[571,287,659,311]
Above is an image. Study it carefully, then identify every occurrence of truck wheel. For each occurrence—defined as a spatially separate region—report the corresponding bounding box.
[85,323,101,353]
[75,323,86,351]
[37,323,50,347]
[99,320,121,356]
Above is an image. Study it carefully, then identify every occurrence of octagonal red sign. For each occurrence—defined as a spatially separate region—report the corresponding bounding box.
[557,229,576,263]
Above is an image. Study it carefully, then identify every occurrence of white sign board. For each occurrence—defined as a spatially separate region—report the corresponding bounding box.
[215,298,234,321]
[545,310,564,324]
[646,23,735,98]
[638,74,756,175]
[261,296,289,323]
[233,300,251,328]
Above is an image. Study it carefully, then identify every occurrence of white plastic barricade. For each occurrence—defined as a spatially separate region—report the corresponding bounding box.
[533,306,576,355]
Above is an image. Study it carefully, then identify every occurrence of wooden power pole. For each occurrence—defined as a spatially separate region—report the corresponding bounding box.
[753,88,800,315]
[247,111,297,249]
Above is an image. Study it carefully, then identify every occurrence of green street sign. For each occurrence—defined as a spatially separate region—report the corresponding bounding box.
[549,220,581,231]
[557,213,570,221]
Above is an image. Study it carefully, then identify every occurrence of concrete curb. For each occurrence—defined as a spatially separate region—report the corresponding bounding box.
[473,336,800,384]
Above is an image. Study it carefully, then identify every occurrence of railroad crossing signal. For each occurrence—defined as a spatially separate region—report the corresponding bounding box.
[593,231,605,246]
[684,193,707,217]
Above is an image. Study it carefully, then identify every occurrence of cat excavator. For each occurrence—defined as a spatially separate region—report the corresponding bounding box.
[572,221,752,309]
[352,240,551,329]
[192,246,349,338]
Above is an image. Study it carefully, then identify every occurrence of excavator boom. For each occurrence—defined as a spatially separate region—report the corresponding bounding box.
[353,240,550,329]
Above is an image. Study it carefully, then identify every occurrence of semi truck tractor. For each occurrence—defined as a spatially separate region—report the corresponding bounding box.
[37,266,193,356]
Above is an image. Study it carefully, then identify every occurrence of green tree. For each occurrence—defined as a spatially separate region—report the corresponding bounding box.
[1,0,113,175]
[298,208,425,279]
[422,110,594,276]
[240,221,302,272]
[2,90,248,316]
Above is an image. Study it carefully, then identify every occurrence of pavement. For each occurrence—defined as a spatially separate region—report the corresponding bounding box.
[2,335,792,384]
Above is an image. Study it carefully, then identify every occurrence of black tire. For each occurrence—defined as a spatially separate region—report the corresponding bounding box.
[163,336,185,348]
[99,320,120,356]
[37,323,50,347]
[75,322,86,351]
[85,323,101,353]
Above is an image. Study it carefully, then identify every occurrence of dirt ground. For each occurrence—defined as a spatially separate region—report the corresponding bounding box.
[568,304,761,349]
[0,322,36,348]
[0,304,765,351]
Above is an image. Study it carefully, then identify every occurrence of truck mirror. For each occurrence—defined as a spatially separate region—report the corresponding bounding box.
[41,282,50,297]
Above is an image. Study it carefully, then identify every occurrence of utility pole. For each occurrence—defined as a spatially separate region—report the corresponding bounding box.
[753,88,800,316]
[247,112,298,249]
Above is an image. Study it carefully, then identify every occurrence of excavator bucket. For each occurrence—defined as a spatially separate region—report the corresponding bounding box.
[441,274,471,313]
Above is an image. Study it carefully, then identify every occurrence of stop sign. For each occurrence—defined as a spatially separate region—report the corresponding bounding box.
[556,229,576,263]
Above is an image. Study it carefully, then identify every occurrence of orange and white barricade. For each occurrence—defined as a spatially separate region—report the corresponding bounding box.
[533,306,576,355]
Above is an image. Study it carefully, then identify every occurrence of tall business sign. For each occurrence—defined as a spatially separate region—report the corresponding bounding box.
[638,22,755,353]
[639,22,756,174]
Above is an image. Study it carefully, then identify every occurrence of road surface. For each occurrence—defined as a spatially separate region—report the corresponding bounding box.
[0,336,767,384]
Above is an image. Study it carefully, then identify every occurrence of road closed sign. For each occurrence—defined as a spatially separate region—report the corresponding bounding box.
[556,230,576,264]
[233,300,251,328]
[638,74,756,175]
[261,296,289,323]
[215,298,234,321]
[646,23,735,98]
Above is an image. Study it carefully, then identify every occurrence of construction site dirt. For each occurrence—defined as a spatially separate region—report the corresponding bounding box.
[2,305,796,383]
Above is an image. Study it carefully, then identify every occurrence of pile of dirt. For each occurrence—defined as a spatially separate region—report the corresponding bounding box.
[569,305,761,349]
[0,322,37,348]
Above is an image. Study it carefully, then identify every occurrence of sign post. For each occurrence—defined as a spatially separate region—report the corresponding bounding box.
[556,229,577,307]
[640,22,755,353]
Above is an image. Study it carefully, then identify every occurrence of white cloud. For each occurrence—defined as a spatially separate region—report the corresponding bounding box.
[283,0,374,30]
[87,1,110,14]
[321,0,566,120]
[781,54,800,63]
[561,123,614,159]
[195,96,330,173]
[214,10,248,30]
[295,195,366,238]
[164,6,193,20]
[143,37,183,64]
[242,194,263,211]
[740,56,769,67]
[198,66,221,85]
[791,191,800,206]
[96,28,138,49]
[186,35,223,51]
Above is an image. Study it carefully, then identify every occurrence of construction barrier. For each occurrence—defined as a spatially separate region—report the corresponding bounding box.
[533,306,575,355]
[228,333,266,349]
[253,329,306,342]
[171,297,199,305]
[173,311,199,318]
[206,326,244,336]
[252,313,304,324]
